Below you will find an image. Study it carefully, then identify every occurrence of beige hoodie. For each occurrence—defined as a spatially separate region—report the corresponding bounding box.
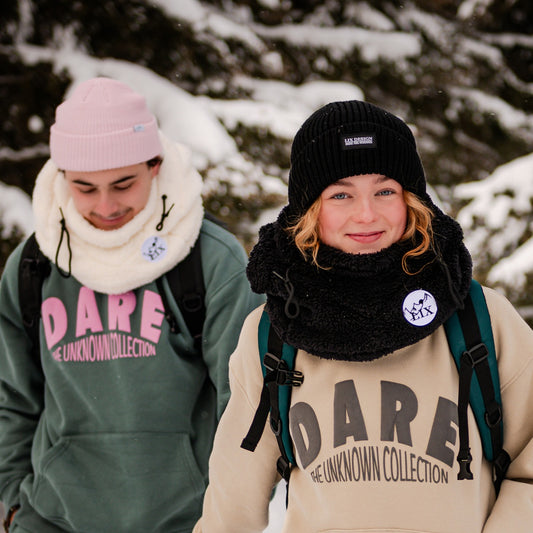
[194,286,533,533]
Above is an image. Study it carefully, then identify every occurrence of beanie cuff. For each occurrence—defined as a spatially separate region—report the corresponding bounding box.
[50,119,162,171]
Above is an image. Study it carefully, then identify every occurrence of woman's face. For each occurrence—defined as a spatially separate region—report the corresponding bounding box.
[64,162,159,230]
[318,173,407,255]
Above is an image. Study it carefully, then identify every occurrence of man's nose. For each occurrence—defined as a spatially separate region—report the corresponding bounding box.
[95,193,119,216]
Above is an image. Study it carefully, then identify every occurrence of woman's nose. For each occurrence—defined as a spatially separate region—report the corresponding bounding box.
[352,198,377,223]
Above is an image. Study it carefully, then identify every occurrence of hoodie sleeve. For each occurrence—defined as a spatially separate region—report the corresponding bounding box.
[481,287,533,533]
[193,306,280,533]
[198,221,265,419]
[0,242,45,510]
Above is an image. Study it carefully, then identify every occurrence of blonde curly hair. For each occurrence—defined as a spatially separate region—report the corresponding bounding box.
[285,190,434,274]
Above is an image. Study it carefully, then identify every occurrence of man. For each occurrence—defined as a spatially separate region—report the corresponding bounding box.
[0,77,263,532]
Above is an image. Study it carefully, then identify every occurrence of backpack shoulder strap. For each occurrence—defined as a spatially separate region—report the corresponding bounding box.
[158,214,224,350]
[444,279,510,493]
[18,233,51,362]
[159,235,206,349]
[241,309,303,481]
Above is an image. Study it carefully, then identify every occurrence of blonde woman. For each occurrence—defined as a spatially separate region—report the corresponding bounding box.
[194,100,533,533]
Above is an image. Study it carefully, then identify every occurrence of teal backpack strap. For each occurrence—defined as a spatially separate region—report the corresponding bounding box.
[241,309,303,481]
[444,279,510,493]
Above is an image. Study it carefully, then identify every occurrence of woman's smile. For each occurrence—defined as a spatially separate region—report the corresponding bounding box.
[347,231,385,244]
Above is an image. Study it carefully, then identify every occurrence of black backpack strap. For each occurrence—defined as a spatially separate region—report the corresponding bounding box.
[242,312,303,483]
[159,213,227,348]
[264,325,303,482]
[18,233,51,362]
[160,236,206,350]
[455,286,510,493]
[241,324,286,455]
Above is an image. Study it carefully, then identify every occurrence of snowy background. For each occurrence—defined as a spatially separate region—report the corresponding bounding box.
[1,0,533,527]
[2,0,533,322]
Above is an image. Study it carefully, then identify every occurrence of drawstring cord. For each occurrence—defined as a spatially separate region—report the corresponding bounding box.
[156,195,174,231]
[433,242,464,309]
[439,259,463,309]
[55,208,72,278]
[273,269,300,319]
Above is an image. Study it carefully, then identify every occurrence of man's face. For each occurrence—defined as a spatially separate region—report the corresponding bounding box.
[64,162,159,230]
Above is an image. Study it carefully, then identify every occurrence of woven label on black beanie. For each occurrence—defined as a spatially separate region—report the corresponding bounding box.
[341,133,376,150]
[287,100,428,218]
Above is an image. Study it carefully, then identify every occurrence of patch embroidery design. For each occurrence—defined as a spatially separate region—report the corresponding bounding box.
[141,236,168,263]
[402,290,437,326]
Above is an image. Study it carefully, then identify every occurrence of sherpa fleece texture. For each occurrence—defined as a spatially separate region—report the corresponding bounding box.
[246,204,472,361]
[33,133,204,294]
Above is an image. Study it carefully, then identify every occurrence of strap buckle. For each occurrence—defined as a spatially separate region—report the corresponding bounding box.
[182,293,203,313]
[484,403,502,429]
[276,455,292,481]
[264,353,303,386]
[463,343,488,367]
[457,449,474,480]
[493,450,511,484]
[270,416,281,436]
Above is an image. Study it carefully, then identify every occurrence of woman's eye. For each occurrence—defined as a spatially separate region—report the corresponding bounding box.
[377,189,395,196]
[331,192,348,199]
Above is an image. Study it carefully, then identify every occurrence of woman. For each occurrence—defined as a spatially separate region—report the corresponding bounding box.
[194,101,533,532]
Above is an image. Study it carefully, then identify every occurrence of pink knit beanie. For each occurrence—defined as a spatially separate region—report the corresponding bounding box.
[50,77,163,171]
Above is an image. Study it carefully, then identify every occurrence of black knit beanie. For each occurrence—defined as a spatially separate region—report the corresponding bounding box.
[287,100,427,218]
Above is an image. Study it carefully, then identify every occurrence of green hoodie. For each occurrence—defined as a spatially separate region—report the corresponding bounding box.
[0,218,263,533]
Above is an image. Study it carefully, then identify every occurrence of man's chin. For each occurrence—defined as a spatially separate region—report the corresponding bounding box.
[89,212,131,230]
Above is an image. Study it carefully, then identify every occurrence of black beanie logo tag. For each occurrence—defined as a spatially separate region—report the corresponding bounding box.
[341,133,376,150]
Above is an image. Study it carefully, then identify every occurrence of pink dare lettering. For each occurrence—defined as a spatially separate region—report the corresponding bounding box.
[41,288,165,349]
[76,287,104,337]
[108,292,136,333]
[140,290,165,343]
[42,297,68,350]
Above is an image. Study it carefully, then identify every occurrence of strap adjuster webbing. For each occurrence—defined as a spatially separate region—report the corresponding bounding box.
[264,352,304,386]
[276,455,292,481]
[462,343,488,367]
